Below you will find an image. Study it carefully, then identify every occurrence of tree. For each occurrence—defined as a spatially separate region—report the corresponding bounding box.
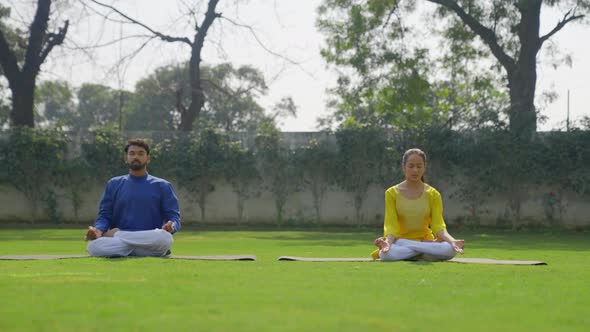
[0,128,68,222]
[0,5,22,127]
[169,129,226,222]
[88,0,221,132]
[297,138,336,223]
[223,141,260,223]
[333,120,389,226]
[202,63,268,133]
[255,122,301,226]
[35,80,75,127]
[126,62,269,132]
[81,127,127,181]
[0,0,69,127]
[318,0,588,137]
[77,83,130,131]
[429,0,586,137]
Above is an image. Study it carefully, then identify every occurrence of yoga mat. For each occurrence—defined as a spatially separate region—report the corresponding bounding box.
[0,254,256,261]
[277,256,546,265]
[0,254,90,260]
[167,255,256,261]
[447,257,546,265]
[278,256,373,262]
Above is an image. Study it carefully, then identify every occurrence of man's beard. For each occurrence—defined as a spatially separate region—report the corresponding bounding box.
[128,160,147,171]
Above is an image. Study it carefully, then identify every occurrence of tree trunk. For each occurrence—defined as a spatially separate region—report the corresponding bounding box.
[507,0,542,138]
[178,0,219,131]
[507,71,537,138]
[427,0,580,138]
[10,78,36,127]
[180,54,205,131]
[0,0,68,128]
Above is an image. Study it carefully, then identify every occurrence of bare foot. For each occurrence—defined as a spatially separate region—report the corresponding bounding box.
[374,237,391,253]
[84,226,103,241]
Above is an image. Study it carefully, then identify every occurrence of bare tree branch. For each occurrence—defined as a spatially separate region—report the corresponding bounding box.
[539,8,584,46]
[427,0,516,73]
[39,20,69,66]
[102,35,158,79]
[179,0,200,26]
[202,78,237,99]
[220,16,301,67]
[87,0,193,46]
[64,33,154,50]
[22,0,51,76]
[382,2,400,28]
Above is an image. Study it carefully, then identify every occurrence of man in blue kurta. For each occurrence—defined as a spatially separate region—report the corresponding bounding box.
[84,138,181,257]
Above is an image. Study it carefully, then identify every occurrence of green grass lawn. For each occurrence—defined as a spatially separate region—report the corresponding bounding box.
[1,228,589,331]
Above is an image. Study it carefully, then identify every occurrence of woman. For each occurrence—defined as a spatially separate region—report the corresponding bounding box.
[371,148,464,261]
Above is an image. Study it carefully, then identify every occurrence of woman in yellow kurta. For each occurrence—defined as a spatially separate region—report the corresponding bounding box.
[372,148,464,261]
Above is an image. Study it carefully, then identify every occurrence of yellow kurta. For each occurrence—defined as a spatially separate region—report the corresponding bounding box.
[371,184,447,259]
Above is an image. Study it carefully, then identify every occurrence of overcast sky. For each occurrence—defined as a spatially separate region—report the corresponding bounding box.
[27,0,590,131]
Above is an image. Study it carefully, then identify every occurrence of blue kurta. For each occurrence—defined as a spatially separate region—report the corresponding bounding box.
[94,173,181,233]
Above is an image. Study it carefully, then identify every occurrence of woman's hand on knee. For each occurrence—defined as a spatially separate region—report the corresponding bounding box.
[374,237,391,253]
[450,240,464,254]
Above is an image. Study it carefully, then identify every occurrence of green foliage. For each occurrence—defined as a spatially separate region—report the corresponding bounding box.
[203,63,269,133]
[160,129,229,221]
[334,122,392,225]
[541,130,590,196]
[42,188,61,224]
[80,126,126,181]
[0,124,589,227]
[56,156,92,222]
[317,0,589,135]
[0,88,9,127]
[446,130,590,227]
[317,0,509,131]
[296,138,337,223]
[35,80,75,127]
[223,141,260,223]
[189,129,228,221]
[126,64,186,131]
[76,84,127,131]
[126,62,269,132]
[0,4,26,70]
[0,4,24,128]
[0,128,68,222]
[255,124,302,225]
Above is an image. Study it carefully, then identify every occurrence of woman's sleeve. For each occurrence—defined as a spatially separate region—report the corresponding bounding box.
[430,189,447,236]
[383,189,399,237]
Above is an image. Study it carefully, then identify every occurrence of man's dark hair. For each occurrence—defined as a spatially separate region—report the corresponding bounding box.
[124,138,150,155]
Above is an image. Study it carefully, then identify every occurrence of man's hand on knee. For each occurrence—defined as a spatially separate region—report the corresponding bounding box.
[162,220,174,233]
[84,226,103,241]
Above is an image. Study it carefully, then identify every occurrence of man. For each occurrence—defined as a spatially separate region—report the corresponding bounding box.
[84,138,181,257]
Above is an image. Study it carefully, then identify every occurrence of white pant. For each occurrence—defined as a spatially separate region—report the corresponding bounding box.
[87,229,173,257]
[379,239,457,262]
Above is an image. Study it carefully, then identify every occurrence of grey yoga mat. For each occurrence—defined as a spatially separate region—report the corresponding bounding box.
[0,254,256,261]
[277,256,547,265]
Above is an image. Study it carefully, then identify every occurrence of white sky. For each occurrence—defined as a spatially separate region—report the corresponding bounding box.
[31,0,590,131]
